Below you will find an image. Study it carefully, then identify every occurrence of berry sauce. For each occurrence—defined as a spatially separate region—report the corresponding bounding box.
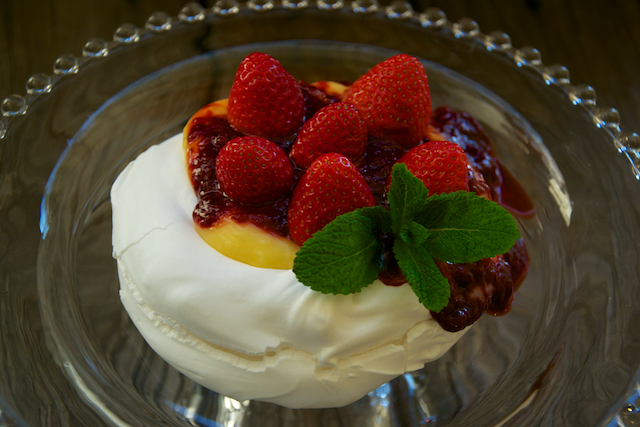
[431,238,529,332]
[186,83,532,332]
[431,106,502,199]
[358,138,405,204]
[298,80,341,119]
[186,115,242,199]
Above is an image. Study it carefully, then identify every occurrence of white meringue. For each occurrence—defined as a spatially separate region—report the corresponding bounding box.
[112,134,467,408]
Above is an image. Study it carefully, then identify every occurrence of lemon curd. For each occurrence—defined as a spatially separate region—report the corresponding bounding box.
[196,217,299,269]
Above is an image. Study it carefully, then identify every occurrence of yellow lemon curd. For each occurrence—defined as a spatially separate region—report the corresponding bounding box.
[195,217,300,269]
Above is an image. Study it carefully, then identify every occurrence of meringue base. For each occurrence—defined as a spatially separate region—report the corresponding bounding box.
[112,135,468,408]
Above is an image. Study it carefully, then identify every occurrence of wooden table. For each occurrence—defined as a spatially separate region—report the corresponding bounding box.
[1,0,639,133]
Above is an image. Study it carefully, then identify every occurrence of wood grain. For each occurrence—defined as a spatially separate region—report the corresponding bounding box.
[1,0,639,131]
[418,0,640,132]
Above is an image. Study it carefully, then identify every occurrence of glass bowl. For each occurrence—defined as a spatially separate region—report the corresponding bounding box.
[1,2,640,426]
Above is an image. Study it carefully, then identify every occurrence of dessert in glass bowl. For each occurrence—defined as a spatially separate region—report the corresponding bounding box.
[111,52,531,408]
[2,3,638,426]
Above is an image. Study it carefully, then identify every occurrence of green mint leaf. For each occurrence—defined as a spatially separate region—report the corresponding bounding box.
[357,205,392,235]
[415,191,521,264]
[393,239,450,312]
[388,163,430,234]
[399,221,431,246]
[293,207,390,295]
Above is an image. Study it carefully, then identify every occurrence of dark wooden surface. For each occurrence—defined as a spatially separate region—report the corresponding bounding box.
[1,0,639,132]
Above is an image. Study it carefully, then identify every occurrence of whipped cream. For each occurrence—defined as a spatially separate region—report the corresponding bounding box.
[112,134,468,408]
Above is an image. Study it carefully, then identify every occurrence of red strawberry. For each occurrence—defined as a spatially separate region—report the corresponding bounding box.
[288,153,376,246]
[216,136,294,206]
[227,52,305,139]
[396,141,469,195]
[343,54,431,149]
[289,102,367,168]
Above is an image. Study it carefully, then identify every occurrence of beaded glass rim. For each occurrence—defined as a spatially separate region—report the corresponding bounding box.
[1,1,639,425]
[2,0,640,185]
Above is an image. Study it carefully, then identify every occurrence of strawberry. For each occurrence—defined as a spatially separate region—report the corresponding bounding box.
[288,153,376,246]
[216,136,294,206]
[227,52,305,139]
[396,141,469,195]
[289,102,367,168]
[343,54,431,149]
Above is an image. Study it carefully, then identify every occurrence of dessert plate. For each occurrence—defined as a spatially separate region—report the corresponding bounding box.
[1,2,640,426]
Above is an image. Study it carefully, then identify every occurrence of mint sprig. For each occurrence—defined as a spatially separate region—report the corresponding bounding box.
[415,191,522,264]
[393,239,450,311]
[293,206,390,295]
[292,163,522,312]
[387,162,430,234]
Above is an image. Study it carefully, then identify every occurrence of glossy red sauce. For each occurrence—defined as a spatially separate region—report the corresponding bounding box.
[431,239,529,331]
[431,106,536,218]
[427,106,533,329]
[497,160,536,218]
[186,116,242,199]
[186,84,533,332]
[298,80,341,119]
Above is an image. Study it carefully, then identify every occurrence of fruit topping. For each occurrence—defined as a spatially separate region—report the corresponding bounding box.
[431,106,502,197]
[183,52,532,331]
[358,137,406,204]
[287,153,376,246]
[432,237,529,331]
[344,54,431,149]
[228,52,305,139]
[216,136,294,206]
[184,101,243,198]
[293,163,522,313]
[290,102,367,168]
[298,80,341,118]
[431,256,509,332]
[396,140,470,195]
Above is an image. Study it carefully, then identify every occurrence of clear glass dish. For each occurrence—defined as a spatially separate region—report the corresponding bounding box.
[1,2,640,426]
